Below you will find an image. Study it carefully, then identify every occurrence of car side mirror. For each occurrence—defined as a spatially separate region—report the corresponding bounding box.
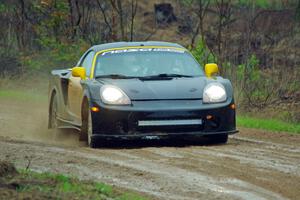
[204,63,219,78]
[72,67,86,80]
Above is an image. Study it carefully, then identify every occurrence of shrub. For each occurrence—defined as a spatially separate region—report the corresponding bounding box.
[190,39,216,67]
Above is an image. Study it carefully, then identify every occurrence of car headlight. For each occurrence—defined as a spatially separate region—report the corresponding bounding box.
[100,85,131,105]
[203,82,227,103]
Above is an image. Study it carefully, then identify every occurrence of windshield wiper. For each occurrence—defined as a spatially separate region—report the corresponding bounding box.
[139,73,194,80]
[96,73,194,80]
[95,74,139,79]
[158,73,193,77]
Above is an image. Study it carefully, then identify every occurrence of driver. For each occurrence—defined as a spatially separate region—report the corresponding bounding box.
[123,54,142,76]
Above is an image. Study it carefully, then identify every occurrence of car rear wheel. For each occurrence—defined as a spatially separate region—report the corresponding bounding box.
[81,102,97,148]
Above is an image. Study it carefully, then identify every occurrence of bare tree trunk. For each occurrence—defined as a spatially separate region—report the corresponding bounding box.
[68,0,76,39]
[191,20,201,48]
[111,3,117,41]
[83,2,92,41]
[110,0,126,40]
[15,0,26,75]
[216,0,224,57]
[296,0,300,21]
[117,0,125,40]
[96,0,113,40]
[130,0,138,41]
[215,0,233,74]
[73,0,81,38]
[18,0,26,51]
[191,0,210,48]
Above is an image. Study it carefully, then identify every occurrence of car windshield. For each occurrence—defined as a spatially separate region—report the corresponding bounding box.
[94,48,204,78]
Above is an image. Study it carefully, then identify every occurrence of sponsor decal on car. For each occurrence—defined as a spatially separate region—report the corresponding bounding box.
[101,48,185,56]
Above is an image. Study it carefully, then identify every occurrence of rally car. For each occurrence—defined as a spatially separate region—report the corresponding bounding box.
[48,41,237,147]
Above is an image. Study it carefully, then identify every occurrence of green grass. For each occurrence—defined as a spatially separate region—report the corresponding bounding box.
[95,182,113,196]
[15,170,149,200]
[237,116,300,134]
[0,89,47,102]
[237,0,288,9]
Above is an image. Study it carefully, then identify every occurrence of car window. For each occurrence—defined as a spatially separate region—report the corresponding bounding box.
[80,51,95,77]
[95,49,204,77]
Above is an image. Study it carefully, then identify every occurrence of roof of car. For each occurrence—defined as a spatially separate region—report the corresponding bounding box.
[90,41,186,52]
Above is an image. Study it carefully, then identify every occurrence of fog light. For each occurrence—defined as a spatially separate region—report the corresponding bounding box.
[230,104,236,110]
[91,107,100,112]
[206,115,213,120]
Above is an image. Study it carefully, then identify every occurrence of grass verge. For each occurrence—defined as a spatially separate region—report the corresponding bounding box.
[0,162,148,200]
[237,116,300,134]
[0,89,47,102]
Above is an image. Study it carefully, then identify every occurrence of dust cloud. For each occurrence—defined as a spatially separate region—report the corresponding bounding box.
[0,97,83,147]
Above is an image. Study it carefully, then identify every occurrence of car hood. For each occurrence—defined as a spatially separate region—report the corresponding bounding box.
[97,77,207,100]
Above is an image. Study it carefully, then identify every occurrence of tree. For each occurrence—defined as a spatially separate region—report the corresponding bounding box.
[190,0,210,48]
[130,0,138,41]
[68,0,81,40]
[110,0,126,40]
[214,0,234,63]
[296,0,300,21]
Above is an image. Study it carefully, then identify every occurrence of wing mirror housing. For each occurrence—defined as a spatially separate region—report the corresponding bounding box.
[205,63,219,78]
[72,67,86,79]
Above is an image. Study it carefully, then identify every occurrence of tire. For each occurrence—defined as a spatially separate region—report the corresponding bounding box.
[207,134,228,144]
[49,93,58,129]
[81,102,97,148]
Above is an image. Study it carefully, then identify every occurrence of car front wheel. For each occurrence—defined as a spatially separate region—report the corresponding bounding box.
[81,102,97,148]
[207,134,228,144]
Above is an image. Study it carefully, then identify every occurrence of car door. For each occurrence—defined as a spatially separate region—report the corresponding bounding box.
[68,51,95,123]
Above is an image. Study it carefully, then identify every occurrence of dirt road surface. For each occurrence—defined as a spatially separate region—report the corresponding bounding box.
[0,98,299,200]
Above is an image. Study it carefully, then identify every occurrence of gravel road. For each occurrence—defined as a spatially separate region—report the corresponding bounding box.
[0,98,299,200]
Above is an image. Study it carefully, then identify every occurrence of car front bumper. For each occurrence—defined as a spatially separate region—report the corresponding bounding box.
[89,99,237,140]
[90,130,238,141]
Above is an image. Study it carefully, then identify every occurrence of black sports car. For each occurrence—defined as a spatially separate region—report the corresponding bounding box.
[48,41,237,147]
